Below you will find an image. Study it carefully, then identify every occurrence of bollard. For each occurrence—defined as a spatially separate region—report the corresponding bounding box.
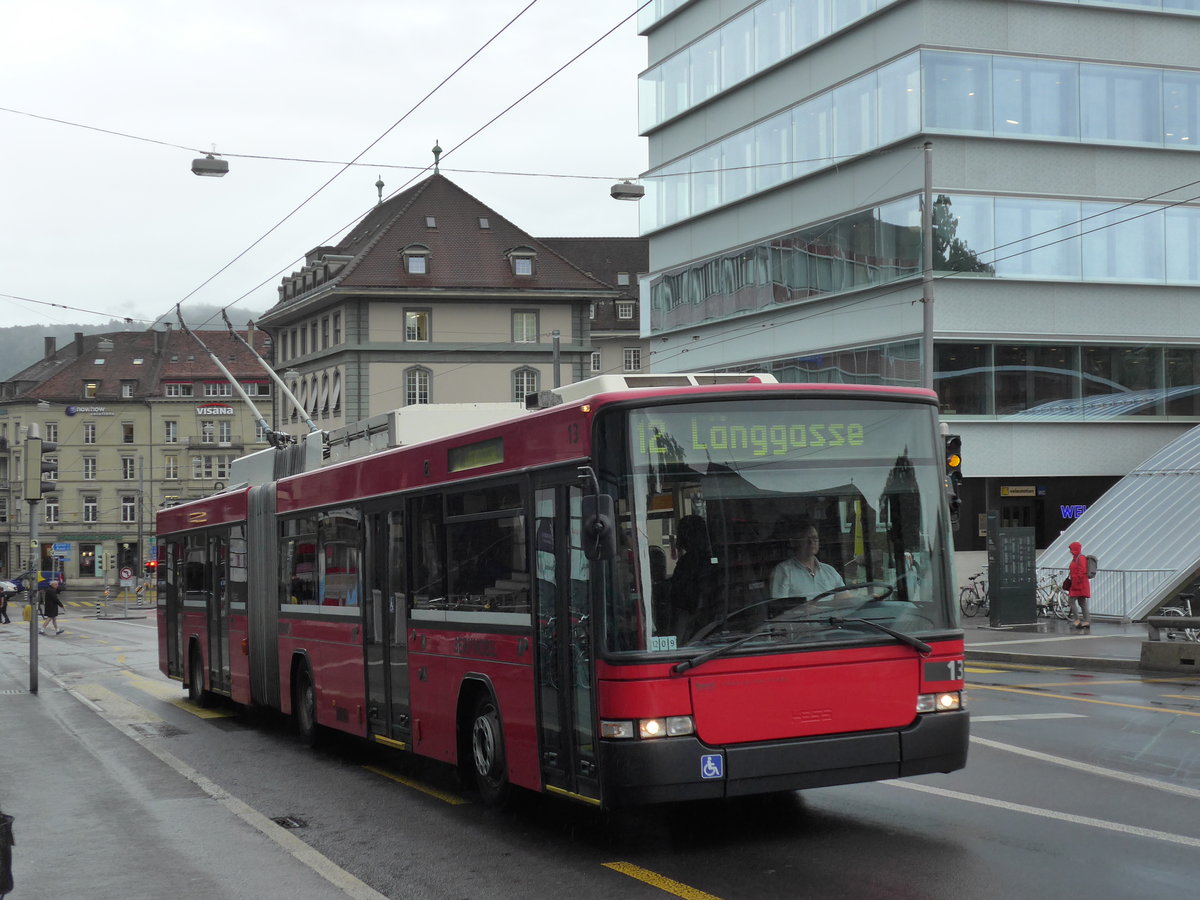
[1,808,14,897]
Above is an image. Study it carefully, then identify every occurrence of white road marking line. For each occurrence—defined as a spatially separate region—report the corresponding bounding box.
[971,713,1086,721]
[970,735,1200,800]
[888,780,1200,848]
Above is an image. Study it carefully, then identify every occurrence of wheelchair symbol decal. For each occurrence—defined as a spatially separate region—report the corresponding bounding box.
[700,754,724,779]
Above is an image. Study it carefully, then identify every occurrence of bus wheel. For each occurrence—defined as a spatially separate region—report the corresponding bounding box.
[294,664,319,747]
[470,694,510,806]
[188,647,210,708]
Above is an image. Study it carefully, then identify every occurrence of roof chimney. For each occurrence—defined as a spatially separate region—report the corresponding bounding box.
[44,336,57,358]
[75,332,85,357]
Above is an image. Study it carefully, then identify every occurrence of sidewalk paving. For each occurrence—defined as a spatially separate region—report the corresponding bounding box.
[963,615,1150,671]
[0,641,384,899]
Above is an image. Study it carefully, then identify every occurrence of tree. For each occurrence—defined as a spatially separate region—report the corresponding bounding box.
[931,194,994,275]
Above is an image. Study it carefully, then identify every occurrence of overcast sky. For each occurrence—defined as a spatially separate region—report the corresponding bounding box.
[1,0,647,331]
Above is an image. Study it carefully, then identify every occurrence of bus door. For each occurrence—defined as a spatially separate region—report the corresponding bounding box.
[364,508,410,743]
[207,530,231,694]
[534,479,599,804]
[164,540,183,678]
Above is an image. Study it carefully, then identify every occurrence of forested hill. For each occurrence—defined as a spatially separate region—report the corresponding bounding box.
[0,305,265,381]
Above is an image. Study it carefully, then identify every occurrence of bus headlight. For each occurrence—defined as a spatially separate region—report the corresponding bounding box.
[601,716,695,739]
[917,691,962,713]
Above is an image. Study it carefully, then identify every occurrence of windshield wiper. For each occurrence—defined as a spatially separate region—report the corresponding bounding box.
[673,623,784,674]
[811,616,932,655]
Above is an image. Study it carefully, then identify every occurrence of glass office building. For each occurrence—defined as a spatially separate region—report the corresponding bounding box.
[639,0,1200,549]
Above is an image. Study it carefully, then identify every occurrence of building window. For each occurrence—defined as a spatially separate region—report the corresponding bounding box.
[84,381,98,399]
[310,322,318,352]
[204,383,232,397]
[191,455,232,480]
[44,457,58,480]
[164,421,177,443]
[617,272,631,286]
[617,302,634,319]
[479,217,490,229]
[83,457,97,480]
[45,498,59,524]
[290,329,298,358]
[333,313,341,344]
[0,498,7,523]
[121,381,136,398]
[218,421,232,443]
[425,216,437,228]
[513,311,538,343]
[44,423,58,442]
[512,368,539,402]
[300,327,307,356]
[122,423,134,443]
[164,456,178,480]
[83,423,96,444]
[122,457,135,480]
[165,383,193,397]
[121,496,136,523]
[83,496,98,523]
[591,351,602,372]
[624,347,642,371]
[405,310,431,342]
[201,421,215,443]
[321,317,329,348]
[405,368,431,406]
[507,247,536,276]
[242,382,269,396]
[402,244,431,275]
[255,423,269,443]
[589,302,596,319]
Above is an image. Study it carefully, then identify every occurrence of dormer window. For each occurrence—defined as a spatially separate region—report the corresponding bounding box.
[402,244,431,275]
[425,216,437,228]
[506,246,537,277]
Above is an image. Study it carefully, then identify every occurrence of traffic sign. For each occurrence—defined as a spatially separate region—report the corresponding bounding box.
[52,542,71,553]
[120,566,133,580]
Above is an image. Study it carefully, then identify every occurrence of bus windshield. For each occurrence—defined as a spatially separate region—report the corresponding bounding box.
[603,397,955,657]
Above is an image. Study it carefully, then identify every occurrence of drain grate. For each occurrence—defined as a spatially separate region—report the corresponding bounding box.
[271,816,307,829]
[0,689,28,695]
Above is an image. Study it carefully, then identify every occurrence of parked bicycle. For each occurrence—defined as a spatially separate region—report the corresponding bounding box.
[959,572,990,617]
[1159,594,1199,642]
[1036,573,1070,620]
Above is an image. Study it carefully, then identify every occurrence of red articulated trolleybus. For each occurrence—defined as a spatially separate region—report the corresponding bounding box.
[157,373,968,808]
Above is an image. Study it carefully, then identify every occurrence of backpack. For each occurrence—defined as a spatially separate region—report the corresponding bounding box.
[1085,555,1098,578]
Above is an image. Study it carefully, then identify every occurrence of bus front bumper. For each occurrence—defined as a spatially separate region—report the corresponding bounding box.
[597,710,968,807]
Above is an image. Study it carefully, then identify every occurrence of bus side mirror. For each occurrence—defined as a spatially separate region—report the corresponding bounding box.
[581,494,617,561]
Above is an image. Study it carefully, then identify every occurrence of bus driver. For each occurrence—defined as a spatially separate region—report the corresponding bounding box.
[771,522,845,601]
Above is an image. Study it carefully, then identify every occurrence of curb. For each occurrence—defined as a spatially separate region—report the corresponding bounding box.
[965,649,1142,672]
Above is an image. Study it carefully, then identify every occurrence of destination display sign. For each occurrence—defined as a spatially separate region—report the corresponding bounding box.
[629,402,928,466]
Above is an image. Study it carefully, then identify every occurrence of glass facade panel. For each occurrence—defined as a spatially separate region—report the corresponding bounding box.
[689,31,722,107]
[722,10,755,89]
[994,198,1082,278]
[1081,202,1166,282]
[993,57,1080,139]
[1082,346,1160,417]
[754,112,792,192]
[793,91,833,178]
[833,73,878,159]
[935,344,993,415]
[1163,70,1200,146]
[690,144,722,214]
[1166,348,1200,416]
[878,53,921,146]
[1080,63,1162,145]
[1165,206,1200,283]
[924,51,991,133]
[755,0,792,70]
[720,134,754,206]
[933,194,996,273]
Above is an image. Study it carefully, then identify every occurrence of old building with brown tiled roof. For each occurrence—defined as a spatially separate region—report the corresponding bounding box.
[258,173,648,434]
[0,328,273,583]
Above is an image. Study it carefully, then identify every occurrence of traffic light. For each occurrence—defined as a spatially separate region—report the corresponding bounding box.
[144,559,158,574]
[944,434,963,530]
[22,434,58,501]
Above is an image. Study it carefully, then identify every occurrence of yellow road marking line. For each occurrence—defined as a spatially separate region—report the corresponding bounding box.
[364,765,468,805]
[602,862,722,900]
[120,669,234,719]
[972,683,1200,716]
[967,661,1067,672]
[966,666,1009,674]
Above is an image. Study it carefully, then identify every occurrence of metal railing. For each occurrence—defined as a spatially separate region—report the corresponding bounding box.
[1036,567,1176,621]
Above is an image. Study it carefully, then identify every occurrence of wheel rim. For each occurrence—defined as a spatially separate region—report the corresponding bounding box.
[298,678,315,735]
[190,654,203,702]
[472,708,498,781]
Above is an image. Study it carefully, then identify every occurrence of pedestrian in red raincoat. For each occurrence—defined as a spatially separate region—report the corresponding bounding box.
[1067,541,1091,630]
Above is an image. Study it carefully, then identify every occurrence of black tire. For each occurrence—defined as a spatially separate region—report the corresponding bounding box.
[470,694,510,806]
[959,587,980,617]
[188,647,210,708]
[294,663,320,747]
